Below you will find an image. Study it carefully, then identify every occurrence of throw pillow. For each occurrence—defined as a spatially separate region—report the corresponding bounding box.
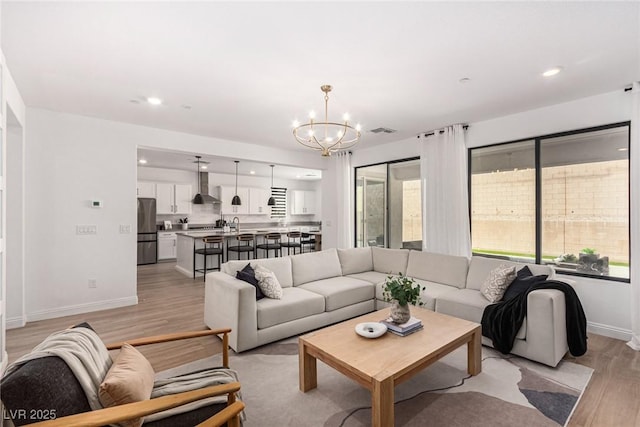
[236,263,264,300]
[502,266,548,301]
[254,264,284,299]
[99,343,155,427]
[481,264,517,303]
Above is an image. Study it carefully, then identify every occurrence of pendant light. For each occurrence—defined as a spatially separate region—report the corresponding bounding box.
[232,160,241,206]
[267,165,276,206]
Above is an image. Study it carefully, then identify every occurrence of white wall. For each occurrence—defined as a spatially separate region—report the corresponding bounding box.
[3,55,27,331]
[327,89,634,340]
[25,108,325,321]
[137,166,321,225]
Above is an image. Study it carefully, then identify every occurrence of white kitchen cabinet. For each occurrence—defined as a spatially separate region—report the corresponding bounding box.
[156,183,192,215]
[291,190,315,215]
[174,184,192,214]
[218,186,250,215]
[137,181,156,198]
[157,232,177,260]
[249,188,269,215]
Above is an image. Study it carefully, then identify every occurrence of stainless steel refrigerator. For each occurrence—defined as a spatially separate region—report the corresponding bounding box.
[137,198,157,265]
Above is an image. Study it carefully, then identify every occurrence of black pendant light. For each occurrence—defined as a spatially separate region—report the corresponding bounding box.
[267,165,276,206]
[231,160,241,206]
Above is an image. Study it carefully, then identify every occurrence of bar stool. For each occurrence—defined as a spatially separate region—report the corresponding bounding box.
[301,232,316,253]
[194,235,224,281]
[227,233,255,261]
[256,233,282,258]
[280,231,302,256]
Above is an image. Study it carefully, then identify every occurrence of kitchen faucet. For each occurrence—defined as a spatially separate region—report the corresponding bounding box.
[232,217,240,232]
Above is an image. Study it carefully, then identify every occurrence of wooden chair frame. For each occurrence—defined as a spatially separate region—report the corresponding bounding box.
[28,328,243,427]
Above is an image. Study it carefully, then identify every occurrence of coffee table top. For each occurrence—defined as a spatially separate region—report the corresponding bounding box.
[299,306,480,382]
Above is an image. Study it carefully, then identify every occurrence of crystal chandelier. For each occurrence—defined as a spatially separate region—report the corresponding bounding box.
[293,85,361,156]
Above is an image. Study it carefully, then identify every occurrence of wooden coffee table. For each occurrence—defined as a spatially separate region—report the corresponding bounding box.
[299,306,481,427]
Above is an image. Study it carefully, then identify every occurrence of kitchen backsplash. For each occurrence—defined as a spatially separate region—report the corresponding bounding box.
[157,203,316,228]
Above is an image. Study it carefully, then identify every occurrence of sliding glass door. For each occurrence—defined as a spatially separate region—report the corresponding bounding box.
[356,165,386,248]
[355,158,422,249]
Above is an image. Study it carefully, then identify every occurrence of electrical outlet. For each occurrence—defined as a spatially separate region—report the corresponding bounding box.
[119,224,131,234]
[88,278,97,288]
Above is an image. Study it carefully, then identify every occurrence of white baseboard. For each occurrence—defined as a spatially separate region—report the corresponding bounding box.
[5,316,26,330]
[587,321,632,341]
[27,296,138,323]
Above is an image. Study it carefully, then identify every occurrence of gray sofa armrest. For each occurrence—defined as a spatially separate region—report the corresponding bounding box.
[204,272,258,352]
[515,289,568,367]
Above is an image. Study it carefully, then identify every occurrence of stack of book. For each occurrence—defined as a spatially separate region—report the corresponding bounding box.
[381,316,423,336]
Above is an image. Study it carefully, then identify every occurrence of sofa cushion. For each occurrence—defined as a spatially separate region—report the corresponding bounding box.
[372,247,410,275]
[436,289,526,339]
[435,288,493,323]
[254,265,284,299]
[99,344,155,427]
[346,271,388,286]
[223,257,293,288]
[375,279,455,311]
[480,265,517,303]
[466,256,554,291]
[405,251,469,289]
[337,247,373,275]
[291,248,343,286]
[1,356,92,426]
[257,287,325,329]
[236,264,264,300]
[298,277,374,312]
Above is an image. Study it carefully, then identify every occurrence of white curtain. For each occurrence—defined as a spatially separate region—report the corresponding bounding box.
[420,124,471,257]
[335,151,353,249]
[628,81,640,351]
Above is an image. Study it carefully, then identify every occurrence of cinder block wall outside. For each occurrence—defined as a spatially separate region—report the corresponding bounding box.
[471,160,629,263]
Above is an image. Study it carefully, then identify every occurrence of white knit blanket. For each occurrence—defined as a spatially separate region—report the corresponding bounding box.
[2,326,112,411]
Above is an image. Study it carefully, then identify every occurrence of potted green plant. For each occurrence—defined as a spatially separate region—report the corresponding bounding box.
[578,248,609,275]
[382,273,425,324]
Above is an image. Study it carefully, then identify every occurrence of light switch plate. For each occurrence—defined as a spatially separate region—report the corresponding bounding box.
[119,224,131,234]
[76,225,97,235]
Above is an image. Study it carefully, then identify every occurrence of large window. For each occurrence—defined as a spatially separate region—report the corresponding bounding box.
[470,123,630,281]
[355,158,422,249]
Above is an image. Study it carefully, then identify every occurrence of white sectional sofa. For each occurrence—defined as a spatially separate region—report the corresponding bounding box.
[204,246,569,367]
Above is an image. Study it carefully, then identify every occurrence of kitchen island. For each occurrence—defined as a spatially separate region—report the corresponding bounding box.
[175,228,321,279]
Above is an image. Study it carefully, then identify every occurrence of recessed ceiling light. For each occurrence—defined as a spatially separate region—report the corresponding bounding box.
[459,77,471,84]
[146,97,163,105]
[618,147,628,152]
[542,67,563,77]
[138,159,147,164]
[201,165,208,169]
[296,175,301,178]
[250,170,256,175]
[130,99,140,104]
[181,104,192,110]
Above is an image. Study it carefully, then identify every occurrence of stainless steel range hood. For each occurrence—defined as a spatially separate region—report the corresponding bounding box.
[193,171,221,204]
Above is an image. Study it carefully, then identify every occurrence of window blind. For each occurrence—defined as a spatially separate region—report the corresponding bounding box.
[270,187,287,218]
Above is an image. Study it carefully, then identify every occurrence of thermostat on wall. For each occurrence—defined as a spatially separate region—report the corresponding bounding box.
[91,200,103,208]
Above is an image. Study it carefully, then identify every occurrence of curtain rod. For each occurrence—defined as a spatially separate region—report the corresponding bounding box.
[416,124,469,139]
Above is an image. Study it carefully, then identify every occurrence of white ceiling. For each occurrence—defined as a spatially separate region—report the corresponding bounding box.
[2,2,639,160]
[137,147,322,180]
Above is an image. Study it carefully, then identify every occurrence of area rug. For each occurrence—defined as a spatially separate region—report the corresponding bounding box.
[158,338,592,427]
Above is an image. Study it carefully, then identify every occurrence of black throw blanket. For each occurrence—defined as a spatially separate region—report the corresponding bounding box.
[481,280,587,357]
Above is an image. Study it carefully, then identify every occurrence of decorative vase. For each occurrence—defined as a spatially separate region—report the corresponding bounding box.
[390,300,411,324]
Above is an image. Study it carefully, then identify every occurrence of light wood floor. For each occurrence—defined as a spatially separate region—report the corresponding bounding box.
[6,262,640,426]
